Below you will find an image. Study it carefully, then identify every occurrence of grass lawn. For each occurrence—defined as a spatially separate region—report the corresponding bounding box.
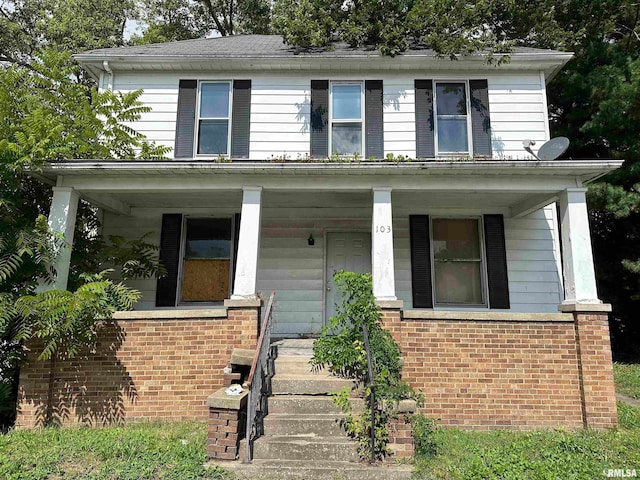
[3,364,640,480]
[614,362,640,399]
[413,403,640,479]
[0,421,226,480]
[2,406,639,480]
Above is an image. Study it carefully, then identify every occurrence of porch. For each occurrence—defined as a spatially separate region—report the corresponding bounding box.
[40,160,618,335]
[16,159,621,430]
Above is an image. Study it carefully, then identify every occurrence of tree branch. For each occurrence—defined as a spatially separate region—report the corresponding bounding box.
[198,0,227,36]
[0,6,34,39]
[617,21,640,45]
[0,54,37,72]
[625,3,640,51]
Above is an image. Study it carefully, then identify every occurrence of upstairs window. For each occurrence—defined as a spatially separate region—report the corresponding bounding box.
[435,82,471,155]
[197,82,231,155]
[330,82,364,155]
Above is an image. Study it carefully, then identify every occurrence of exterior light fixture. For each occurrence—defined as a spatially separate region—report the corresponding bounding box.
[308,234,315,246]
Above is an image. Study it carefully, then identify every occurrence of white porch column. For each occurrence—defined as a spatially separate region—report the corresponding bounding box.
[48,186,80,290]
[558,188,600,304]
[231,186,262,299]
[372,187,397,301]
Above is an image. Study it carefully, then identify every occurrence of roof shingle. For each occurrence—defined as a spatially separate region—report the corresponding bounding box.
[77,34,565,59]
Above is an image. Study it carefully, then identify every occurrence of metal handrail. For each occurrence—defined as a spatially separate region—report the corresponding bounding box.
[243,292,276,464]
[361,323,376,464]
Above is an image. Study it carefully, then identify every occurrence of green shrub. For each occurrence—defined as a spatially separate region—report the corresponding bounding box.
[411,414,438,458]
[311,271,427,460]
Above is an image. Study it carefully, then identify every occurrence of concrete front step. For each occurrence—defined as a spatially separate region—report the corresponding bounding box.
[246,435,359,462]
[271,375,356,395]
[269,395,364,415]
[262,413,346,436]
[274,357,326,375]
[213,459,413,480]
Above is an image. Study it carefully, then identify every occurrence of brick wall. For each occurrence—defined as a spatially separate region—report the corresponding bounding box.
[16,308,258,428]
[574,313,618,429]
[382,308,617,430]
[208,408,243,460]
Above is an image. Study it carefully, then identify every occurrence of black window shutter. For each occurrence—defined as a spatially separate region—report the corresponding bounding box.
[470,79,492,158]
[156,214,183,307]
[231,212,241,292]
[410,215,433,308]
[231,80,251,158]
[310,80,329,158]
[415,80,435,159]
[365,80,384,159]
[174,80,197,159]
[484,214,510,309]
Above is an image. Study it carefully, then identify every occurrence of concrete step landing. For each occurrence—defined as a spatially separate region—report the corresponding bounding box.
[241,435,358,462]
[213,459,413,480]
[268,394,364,415]
[271,375,356,395]
[262,413,346,436]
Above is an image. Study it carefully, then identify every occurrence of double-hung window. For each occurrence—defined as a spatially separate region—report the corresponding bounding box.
[330,82,364,155]
[434,82,472,155]
[197,82,231,155]
[410,214,508,310]
[432,217,485,306]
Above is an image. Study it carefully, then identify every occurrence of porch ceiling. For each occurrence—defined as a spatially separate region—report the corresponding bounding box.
[84,188,542,213]
[40,160,621,215]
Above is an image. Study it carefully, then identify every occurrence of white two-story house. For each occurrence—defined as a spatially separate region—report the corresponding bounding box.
[18,35,621,430]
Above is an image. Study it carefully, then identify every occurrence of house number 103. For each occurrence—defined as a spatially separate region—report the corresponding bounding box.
[375,225,391,233]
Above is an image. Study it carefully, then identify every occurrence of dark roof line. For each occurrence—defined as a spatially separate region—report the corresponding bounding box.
[77,34,568,59]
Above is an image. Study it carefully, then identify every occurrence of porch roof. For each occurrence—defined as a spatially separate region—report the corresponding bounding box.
[39,159,622,185]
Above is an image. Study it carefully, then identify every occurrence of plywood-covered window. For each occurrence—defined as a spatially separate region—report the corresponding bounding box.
[181,218,232,302]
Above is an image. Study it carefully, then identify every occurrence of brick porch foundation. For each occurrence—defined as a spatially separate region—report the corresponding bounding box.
[16,302,617,431]
[572,310,618,429]
[16,306,259,428]
[380,304,617,430]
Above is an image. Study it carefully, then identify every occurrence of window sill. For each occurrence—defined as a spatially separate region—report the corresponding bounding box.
[402,310,573,322]
[113,308,228,320]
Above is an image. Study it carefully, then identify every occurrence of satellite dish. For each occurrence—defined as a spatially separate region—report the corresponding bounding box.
[537,137,570,160]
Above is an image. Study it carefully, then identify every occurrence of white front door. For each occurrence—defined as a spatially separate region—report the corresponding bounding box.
[325,232,372,324]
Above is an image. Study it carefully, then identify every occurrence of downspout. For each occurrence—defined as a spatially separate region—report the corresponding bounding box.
[103,60,113,90]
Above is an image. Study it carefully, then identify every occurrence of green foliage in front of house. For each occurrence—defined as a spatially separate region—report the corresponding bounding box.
[311,271,424,460]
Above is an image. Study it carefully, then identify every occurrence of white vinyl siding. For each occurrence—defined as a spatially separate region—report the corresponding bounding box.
[102,201,562,334]
[112,71,547,160]
[383,80,416,158]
